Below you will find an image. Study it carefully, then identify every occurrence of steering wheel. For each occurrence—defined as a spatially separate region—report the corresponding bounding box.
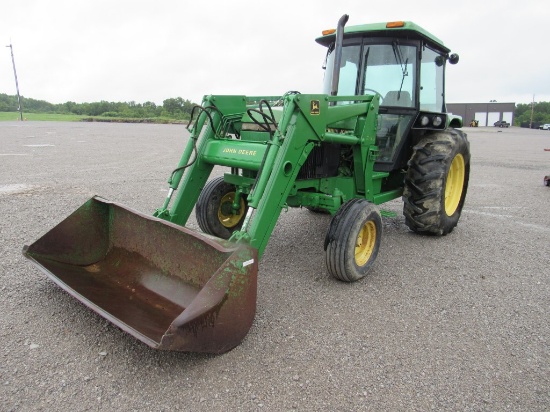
[364,88,383,103]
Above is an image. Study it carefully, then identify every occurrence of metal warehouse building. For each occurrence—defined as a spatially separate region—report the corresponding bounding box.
[446,102,515,127]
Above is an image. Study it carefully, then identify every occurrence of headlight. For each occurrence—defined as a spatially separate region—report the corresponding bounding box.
[420,116,430,127]
[413,112,447,129]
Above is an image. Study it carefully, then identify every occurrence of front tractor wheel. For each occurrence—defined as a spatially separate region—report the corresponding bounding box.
[196,176,248,239]
[324,199,382,282]
[403,129,470,235]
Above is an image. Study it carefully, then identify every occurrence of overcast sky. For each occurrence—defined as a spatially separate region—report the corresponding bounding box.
[1,0,548,106]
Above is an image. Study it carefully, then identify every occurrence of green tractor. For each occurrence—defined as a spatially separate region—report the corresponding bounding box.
[24,16,470,353]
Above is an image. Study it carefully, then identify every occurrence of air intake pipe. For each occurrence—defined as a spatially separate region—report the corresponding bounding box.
[330,14,349,96]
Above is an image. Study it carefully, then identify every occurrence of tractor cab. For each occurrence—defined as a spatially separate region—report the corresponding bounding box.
[317,21,460,171]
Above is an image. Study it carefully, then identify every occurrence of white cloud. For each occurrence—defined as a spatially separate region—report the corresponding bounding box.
[1,0,548,106]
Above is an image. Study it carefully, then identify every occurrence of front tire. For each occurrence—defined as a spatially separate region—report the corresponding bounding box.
[403,129,470,235]
[324,199,382,282]
[196,176,248,239]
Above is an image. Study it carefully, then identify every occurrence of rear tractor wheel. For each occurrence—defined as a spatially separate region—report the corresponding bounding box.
[324,199,382,282]
[196,176,248,239]
[403,129,470,235]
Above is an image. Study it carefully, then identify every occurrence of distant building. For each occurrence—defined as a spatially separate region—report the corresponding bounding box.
[446,102,515,126]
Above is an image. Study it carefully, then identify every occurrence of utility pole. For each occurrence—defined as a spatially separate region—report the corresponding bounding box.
[6,43,23,121]
[529,94,535,129]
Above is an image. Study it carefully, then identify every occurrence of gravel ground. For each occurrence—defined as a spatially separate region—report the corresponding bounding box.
[0,121,548,411]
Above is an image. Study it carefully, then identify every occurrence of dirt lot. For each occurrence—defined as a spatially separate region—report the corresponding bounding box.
[1,122,548,411]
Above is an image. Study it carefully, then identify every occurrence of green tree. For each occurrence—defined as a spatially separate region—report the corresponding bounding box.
[515,101,550,125]
[162,97,195,118]
[0,93,198,120]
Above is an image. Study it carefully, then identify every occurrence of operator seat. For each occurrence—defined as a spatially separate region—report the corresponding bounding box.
[376,91,413,162]
[383,91,412,107]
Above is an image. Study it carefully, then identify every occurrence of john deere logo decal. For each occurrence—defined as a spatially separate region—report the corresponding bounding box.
[310,100,320,115]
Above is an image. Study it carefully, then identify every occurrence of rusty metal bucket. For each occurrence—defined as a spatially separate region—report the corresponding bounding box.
[23,197,258,353]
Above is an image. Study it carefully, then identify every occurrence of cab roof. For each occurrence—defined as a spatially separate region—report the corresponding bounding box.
[315,21,450,54]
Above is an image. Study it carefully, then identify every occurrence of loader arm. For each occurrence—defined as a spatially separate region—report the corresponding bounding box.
[156,93,381,258]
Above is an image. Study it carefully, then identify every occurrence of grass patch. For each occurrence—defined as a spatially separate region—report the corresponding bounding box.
[0,112,185,124]
[80,116,185,124]
[0,112,87,122]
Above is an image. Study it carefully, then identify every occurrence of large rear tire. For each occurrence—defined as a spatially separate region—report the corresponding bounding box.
[196,176,248,239]
[324,199,382,282]
[403,129,470,235]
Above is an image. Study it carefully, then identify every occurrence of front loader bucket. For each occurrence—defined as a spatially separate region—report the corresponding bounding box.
[23,197,258,354]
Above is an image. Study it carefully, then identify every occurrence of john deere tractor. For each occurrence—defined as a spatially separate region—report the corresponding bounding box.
[24,15,470,353]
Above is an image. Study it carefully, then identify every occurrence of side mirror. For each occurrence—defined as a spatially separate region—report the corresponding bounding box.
[448,53,459,65]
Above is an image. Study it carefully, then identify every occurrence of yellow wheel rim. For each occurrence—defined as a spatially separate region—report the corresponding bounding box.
[218,193,245,228]
[355,221,376,267]
[445,153,465,216]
